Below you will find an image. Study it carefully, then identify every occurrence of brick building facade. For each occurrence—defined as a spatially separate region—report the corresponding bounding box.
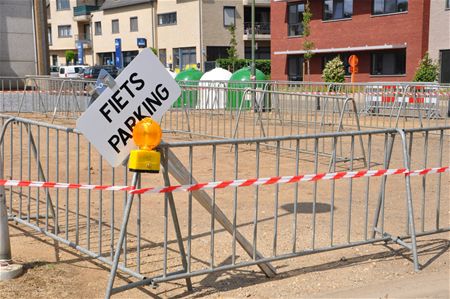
[271,0,431,82]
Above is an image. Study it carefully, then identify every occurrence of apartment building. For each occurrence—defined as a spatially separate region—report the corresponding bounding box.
[47,0,271,71]
[428,0,450,83]
[271,0,431,82]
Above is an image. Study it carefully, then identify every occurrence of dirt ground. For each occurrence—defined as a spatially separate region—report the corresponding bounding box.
[1,227,449,298]
[0,113,449,298]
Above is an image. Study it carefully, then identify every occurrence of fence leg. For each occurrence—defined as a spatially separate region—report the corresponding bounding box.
[161,150,193,291]
[397,129,420,271]
[371,133,396,238]
[0,155,23,280]
[51,80,66,124]
[104,172,139,299]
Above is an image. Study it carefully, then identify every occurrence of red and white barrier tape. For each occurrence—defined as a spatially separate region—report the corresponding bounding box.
[0,166,447,195]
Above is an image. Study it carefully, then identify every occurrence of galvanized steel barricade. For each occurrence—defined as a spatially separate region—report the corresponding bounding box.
[2,76,449,133]
[0,76,93,121]
[164,81,367,167]
[0,115,448,297]
[269,81,450,131]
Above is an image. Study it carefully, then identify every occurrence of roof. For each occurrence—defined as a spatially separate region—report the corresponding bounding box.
[101,0,153,10]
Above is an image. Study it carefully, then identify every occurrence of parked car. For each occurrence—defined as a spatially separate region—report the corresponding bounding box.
[82,65,119,79]
[50,66,60,77]
[59,65,87,78]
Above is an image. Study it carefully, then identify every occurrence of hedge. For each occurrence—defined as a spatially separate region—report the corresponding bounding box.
[216,58,271,79]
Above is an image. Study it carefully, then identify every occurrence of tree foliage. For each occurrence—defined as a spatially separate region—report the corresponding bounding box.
[413,52,439,82]
[65,50,75,65]
[227,25,239,72]
[322,56,345,83]
[302,0,314,80]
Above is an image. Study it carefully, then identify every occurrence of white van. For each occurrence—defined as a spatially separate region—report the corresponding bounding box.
[59,65,87,78]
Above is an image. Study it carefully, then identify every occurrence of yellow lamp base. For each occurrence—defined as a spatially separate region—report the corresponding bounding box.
[128,149,161,173]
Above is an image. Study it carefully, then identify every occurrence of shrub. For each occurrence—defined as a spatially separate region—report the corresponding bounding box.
[65,50,75,65]
[322,56,345,83]
[413,53,439,82]
[216,58,271,77]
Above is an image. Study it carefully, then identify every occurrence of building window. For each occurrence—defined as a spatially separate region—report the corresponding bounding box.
[52,55,58,66]
[245,46,271,60]
[95,21,102,35]
[159,49,167,67]
[322,53,351,75]
[173,47,196,70]
[158,12,177,26]
[57,25,71,38]
[323,0,353,20]
[371,50,406,75]
[112,19,119,34]
[123,51,139,67]
[372,0,408,15]
[48,26,52,45]
[288,3,305,36]
[206,46,230,62]
[223,6,236,27]
[288,55,304,81]
[447,0,450,9]
[56,0,70,11]
[440,50,450,83]
[130,17,138,32]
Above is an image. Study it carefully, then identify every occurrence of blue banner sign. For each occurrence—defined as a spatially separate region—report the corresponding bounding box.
[137,38,147,48]
[115,38,122,69]
[76,41,84,65]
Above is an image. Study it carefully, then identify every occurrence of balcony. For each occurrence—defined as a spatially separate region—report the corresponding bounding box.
[75,33,92,48]
[243,0,270,6]
[243,22,271,41]
[73,5,98,22]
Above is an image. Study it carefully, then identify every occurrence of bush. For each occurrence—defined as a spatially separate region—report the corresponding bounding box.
[216,58,271,78]
[65,50,75,65]
[322,56,345,83]
[413,53,439,82]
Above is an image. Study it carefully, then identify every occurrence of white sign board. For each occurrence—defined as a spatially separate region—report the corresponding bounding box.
[76,48,181,167]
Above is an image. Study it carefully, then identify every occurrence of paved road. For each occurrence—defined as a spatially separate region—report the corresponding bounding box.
[314,271,449,298]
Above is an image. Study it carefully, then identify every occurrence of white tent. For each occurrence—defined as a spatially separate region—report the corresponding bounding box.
[198,67,232,109]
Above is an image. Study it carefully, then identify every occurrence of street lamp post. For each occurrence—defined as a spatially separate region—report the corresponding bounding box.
[251,0,256,80]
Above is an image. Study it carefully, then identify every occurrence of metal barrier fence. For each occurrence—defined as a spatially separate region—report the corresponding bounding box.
[0,77,448,136]
[0,115,448,297]
[0,76,92,121]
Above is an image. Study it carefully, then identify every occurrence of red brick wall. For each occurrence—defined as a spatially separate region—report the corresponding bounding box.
[271,0,431,82]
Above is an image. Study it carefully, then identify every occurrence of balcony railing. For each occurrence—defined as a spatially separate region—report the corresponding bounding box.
[73,5,98,17]
[243,22,270,35]
[75,34,92,47]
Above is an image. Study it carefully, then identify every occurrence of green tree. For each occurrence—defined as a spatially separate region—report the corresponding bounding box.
[150,47,158,55]
[65,50,75,65]
[322,56,345,83]
[302,0,314,81]
[413,53,439,82]
[227,25,238,72]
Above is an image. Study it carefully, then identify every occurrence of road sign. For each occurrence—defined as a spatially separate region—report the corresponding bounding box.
[76,48,181,168]
[348,55,359,67]
[349,66,359,74]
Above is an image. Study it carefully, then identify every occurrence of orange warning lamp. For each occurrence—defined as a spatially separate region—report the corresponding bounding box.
[128,117,162,173]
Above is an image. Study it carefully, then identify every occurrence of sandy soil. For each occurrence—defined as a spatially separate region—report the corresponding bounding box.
[0,113,449,298]
[1,226,448,298]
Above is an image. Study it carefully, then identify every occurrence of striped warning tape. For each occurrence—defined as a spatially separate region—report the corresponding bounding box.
[0,166,447,195]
